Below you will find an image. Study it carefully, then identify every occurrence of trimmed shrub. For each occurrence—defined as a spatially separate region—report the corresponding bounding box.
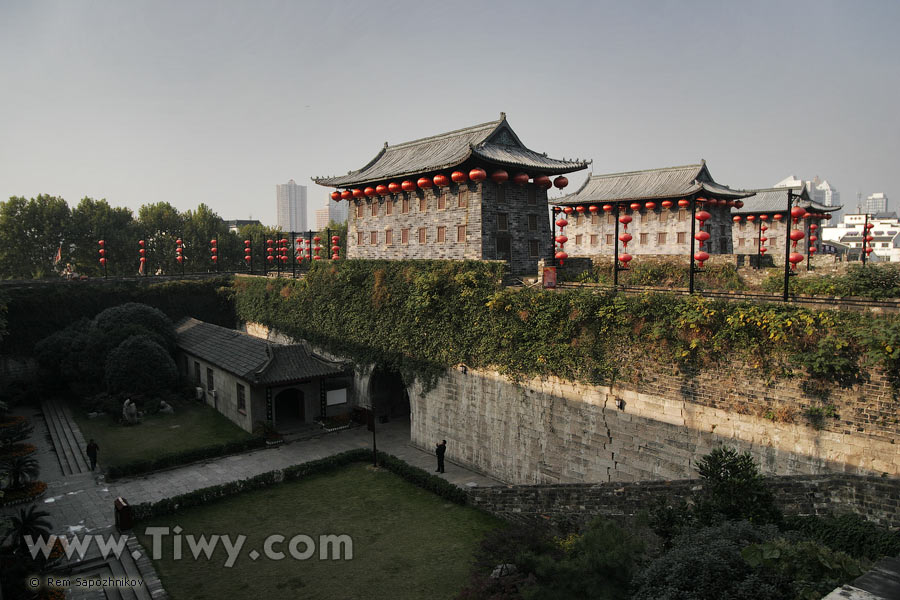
[104,335,177,396]
[784,513,900,561]
[106,436,267,480]
[94,302,176,351]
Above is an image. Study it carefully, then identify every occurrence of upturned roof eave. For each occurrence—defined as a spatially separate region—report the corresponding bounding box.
[553,183,753,206]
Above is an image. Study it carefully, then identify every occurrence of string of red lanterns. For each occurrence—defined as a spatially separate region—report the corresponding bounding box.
[138,239,146,274]
[176,238,185,265]
[788,206,807,270]
[694,204,711,268]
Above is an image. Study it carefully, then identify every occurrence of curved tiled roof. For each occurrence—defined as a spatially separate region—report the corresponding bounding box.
[731,187,840,215]
[554,162,753,206]
[313,114,588,188]
[175,318,345,385]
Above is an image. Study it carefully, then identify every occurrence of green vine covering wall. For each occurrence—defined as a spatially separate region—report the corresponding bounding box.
[233,261,900,390]
[1,277,235,354]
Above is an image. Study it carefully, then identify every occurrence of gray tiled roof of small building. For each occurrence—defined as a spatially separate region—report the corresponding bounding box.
[731,187,839,215]
[313,114,588,187]
[175,318,344,384]
[554,162,753,205]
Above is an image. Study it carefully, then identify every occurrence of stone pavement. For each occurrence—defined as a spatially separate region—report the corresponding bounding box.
[4,404,498,599]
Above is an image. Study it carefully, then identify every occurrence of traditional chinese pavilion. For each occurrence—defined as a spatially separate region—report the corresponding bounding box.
[313,113,588,273]
[552,162,754,263]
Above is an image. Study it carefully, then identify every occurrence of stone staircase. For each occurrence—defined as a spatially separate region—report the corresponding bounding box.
[41,398,91,476]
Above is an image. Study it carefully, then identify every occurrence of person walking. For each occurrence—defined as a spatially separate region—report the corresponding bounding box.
[86,439,99,471]
[435,440,446,474]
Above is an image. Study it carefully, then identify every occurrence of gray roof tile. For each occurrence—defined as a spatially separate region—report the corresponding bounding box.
[176,318,345,385]
[731,187,839,215]
[313,114,587,188]
[555,162,753,206]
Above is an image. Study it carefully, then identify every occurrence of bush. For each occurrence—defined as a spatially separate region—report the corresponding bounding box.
[518,518,645,600]
[106,436,267,479]
[784,514,900,561]
[632,521,784,600]
[104,335,177,396]
[94,302,176,351]
[693,446,782,527]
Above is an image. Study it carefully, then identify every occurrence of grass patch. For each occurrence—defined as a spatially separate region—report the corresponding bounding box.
[72,401,251,469]
[136,463,502,600]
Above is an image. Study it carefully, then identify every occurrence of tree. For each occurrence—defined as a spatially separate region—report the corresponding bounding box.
[137,202,185,275]
[0,456,40,489]
[0,195,72,279]
[93,303,176,351]
[3,504,52,555]
[104,335,177,396]
[693,446,782,526]
[70,197,136,277]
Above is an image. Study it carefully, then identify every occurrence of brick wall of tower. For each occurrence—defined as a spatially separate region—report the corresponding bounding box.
[480,180,552,274]
[345,179,552,273]
[347,182,482,261]
[562,203,734,257]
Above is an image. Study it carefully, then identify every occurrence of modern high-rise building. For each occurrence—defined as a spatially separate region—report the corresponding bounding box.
[774,175,840,215]
[276,179,307,232]
[866,192,889,215]
[328,197,348,225]
[314,208,330,230]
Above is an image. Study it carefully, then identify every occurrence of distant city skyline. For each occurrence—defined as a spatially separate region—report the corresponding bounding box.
[275,180,306,232]
[1,1,897,228]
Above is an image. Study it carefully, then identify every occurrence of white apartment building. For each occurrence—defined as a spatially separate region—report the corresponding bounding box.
[276,179,307,232]
[820,212,900,262]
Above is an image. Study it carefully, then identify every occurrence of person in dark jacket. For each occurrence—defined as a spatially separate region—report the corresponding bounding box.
[435,440,446,473]
[86,439,99,471]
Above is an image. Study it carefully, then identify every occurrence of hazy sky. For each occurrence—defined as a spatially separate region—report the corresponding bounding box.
[1,0,897,226]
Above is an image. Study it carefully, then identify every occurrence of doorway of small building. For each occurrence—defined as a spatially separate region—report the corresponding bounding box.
[273,388,305,430]
[369,364,410,422]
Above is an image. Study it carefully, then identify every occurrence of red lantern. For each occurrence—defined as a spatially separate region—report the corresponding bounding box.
[694,251,710,266]
[588,205,598,213]
[177,255,184,263]
[733,216,741,222]
[575,206,585,213]
[388,182,401,194]
[451,170,467,183]
[790,230,805,242]
[534,175,551,189]
[774,213,783,221]
[563,207,573,214]
[618,233,632,247]
[99,257,106,265]
[602,204,613,212]
[341,190,352,200]
[695,210,711,223]
[553,176,568,189]
[99,248,106,256]
[512,172,530,186]
[351,189,363,199]
[244,240,251,246]
[364,187,376,197]
[555,251,568,260]
[865,222,874,229]
[727,200,736,207]
[629,202,641,211]
[760,247,768,254]
[790,206,807,221]
[331,191,341,201]
[810,224,818,231]
[267,255,274,262]
[433,174,450,188]
[555,235,568,244]
[697,197,708,204]
[332,235,340,242]
[760,236,768,243]
[176,247,182,254]
[747,215,756,222]
[401,180,416,192]
[244,254,251,261]
[376,184,389,196]
[138,240,145,247]
[789,252,804,268]
[619,253,632,265]
[139,257,146,263]
[98,239,105,247]
[139,248,145,256]
[313,236,321,242]
[331,245,340,252]
[759,214,769,221]
[417,177,433,189]
[865,247,873,254]
[809,235,818,243]
[555,218,568,228]
[645,201,656,210]
[865,234,874,242]
[694,231,710,245]
[469,168,487,182]
[210,239,217,245]
[809,246,817,254]
[618,215,632,229]
[734,200,744,209]
[661,200,673,209]
[678,199,690,208]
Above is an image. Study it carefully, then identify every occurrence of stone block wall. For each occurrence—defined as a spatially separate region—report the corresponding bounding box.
[466,473,900,530]
[409,364,900,486]
[345,179,550,273]
[562,202,733,257]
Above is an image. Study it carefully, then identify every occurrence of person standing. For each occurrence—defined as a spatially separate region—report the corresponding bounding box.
[435,440,446,474]
[86,439,99,471]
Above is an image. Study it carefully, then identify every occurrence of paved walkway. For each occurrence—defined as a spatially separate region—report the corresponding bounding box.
[5,404,497,599]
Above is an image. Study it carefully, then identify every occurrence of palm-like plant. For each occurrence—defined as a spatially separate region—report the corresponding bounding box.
[3,504,52,555]
[0,455,40,489]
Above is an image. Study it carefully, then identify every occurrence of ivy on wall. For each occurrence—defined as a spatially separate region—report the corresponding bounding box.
[1,277,235,354]
[234,261,900,391]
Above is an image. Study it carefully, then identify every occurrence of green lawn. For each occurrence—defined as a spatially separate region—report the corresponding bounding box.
[136,463,503,600]
[72,401,252,469]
